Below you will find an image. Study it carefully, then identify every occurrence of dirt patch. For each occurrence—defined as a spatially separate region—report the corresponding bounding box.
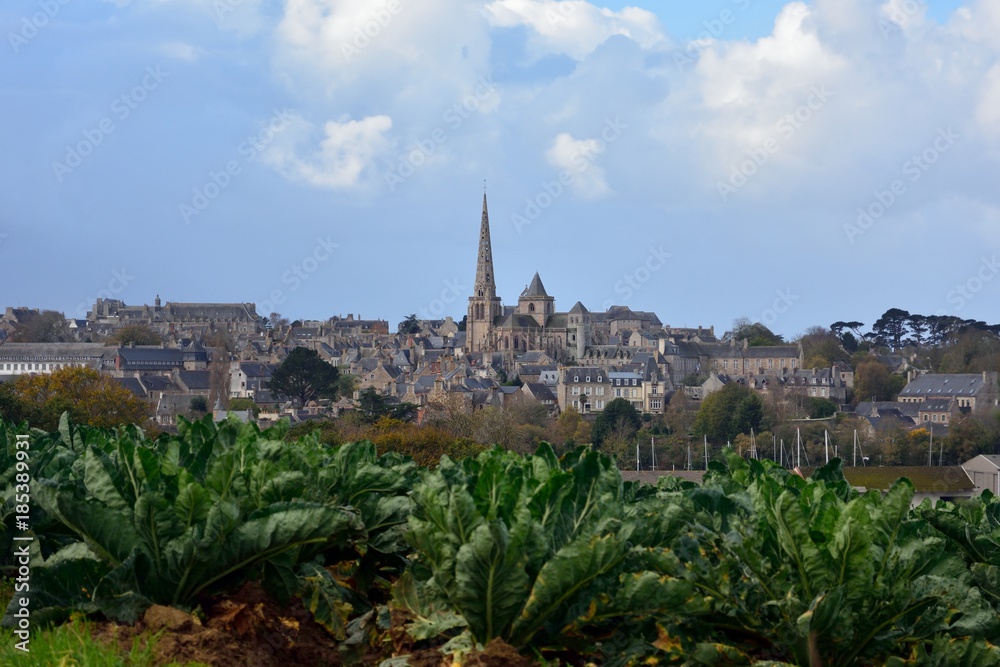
[93,582,342,667]
[463,638,536,667]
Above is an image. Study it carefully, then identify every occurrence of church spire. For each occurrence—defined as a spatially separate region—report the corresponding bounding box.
[474,193,497,298]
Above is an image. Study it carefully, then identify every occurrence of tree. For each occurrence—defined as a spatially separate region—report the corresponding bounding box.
[458,314,467,332]
[724,318,784,346]
[357,387,418,423]
[592,398,641,448]
[269,347,340,405]
[229,397,261,417]
[853,359,892,403]
[3,366,151,430]
[664,390,696,437]
[398,314,421,334]
[189,396,208,413]
[11,310,69,343]
[871,308,910,350]
[113,324,162,347]
[268,312,290,328]
[798,326,850,369]
[337,373,358,399]
[693,383,767,441]
[549,406,590,447]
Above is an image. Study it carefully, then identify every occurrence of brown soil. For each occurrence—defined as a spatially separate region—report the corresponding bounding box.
[464,638,536,667]
[93,582,342,667]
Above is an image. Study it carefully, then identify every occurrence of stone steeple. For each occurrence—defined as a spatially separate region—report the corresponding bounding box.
[468,193,503,353]
[474,193,497,298]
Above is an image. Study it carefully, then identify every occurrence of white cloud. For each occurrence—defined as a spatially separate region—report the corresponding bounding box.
[545,132,610,198]
[263,114,394,190]
[484,0,666,60]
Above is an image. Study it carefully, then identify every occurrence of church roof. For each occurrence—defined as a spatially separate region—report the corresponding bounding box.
[520,272,549,298]
[568,301,589,314]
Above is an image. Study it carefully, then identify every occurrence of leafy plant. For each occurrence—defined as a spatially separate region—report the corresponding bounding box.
[404,444,700,658]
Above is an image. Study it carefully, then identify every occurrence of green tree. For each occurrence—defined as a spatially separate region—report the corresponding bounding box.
[113,324,162,346]
[724,317,784,346]
[357,387,418,423]
[872,308,910,350]
[693,383,767,441]
[591,398,641,448]
[229,397,261,417]
[189,396,208,413]
[269,347,340,405]
[398,314,421,334]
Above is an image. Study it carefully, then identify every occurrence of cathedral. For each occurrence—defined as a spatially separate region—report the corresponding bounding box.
[467,194,594,361]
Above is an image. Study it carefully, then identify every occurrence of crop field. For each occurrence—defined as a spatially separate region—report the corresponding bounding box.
[4,415,1000,666]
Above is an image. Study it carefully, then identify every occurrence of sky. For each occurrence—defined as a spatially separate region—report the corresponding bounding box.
[1,0,997,340]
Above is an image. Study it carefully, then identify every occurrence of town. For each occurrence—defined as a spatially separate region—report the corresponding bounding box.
[3,195,999,506]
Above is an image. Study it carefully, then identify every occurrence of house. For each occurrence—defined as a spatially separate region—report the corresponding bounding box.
[0,342,115,377]
[230,361,274,399]
[897,372,999,413]
[557,367,612,415]
[115,346,185,372]
[519,382,559,416]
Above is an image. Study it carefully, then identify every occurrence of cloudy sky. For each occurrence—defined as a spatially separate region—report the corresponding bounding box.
[2,0,997,338]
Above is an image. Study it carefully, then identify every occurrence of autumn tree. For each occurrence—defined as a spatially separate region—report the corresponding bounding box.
[724,318,785,346]
[549,406,591,447]
[269,347,340,405]
[853,359,893,403]
[2,366,151,430]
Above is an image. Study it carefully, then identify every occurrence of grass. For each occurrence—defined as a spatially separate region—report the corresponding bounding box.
[0,577,206,666]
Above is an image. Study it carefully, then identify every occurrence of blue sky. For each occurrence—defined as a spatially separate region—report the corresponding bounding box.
[2,0,998,339]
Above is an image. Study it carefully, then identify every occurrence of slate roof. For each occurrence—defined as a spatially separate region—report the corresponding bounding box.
[140,374,176,392]
[521,272,549,297]
[523,382,557,403]
[115,377,146,398]
[568,301,589,315]
[118,347,184,365]
[499,313,543,329]
[239,362,273,379]
[899,374,988,399]
[855,401,921,419]
[177,370,211,390]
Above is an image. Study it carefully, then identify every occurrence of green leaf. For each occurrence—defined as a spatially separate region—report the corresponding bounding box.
[453,520,530,642]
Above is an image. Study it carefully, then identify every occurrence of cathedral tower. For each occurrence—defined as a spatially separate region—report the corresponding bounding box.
[467,194,503,352]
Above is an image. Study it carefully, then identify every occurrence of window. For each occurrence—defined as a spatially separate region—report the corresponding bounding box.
[615,388,622,397]
[923,414,929,421]
[932,415,938,422]
[943,414,949,422]
[632,379,637,386]
[631,389,638,398]
[650,399,661,410]
[585,387,592,396]
[723,360,728,370]
[597,376,602,382]
[574,375,579,382]
[572,387,580,396]
[585,375,590,382]
[597,387,605,396]
[596,400,604,409]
